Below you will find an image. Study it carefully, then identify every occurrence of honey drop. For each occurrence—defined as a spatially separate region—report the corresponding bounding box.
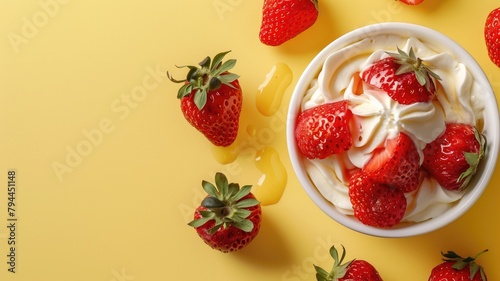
[252,146,287,206]
[256,63,293,116]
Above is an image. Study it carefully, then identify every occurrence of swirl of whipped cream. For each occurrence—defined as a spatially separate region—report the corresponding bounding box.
[301,36,484,222]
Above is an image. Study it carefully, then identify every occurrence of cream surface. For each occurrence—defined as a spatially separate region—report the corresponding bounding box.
[301,36,485,222]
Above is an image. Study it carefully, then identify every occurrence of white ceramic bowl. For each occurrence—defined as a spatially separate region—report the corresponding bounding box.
[287,22,500,237]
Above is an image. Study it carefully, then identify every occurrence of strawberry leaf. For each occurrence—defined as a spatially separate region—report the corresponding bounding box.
[211,50,231,72]
[199,56,211,68]
[201,197,225,209]
[232,184,252,201]
[233,209,251,218]
[215,172,229,199]
[212,59,237,77]
[193,89,207,110]
[231,219,254,232]
[234,198,260,209]
[202,180,219,198]
[314,266,330,281]
[188,212,215,228]
[227,183,240,198]
[219,73,240,88]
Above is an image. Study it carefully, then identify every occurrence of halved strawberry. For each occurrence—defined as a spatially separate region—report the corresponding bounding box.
[363,132,420,193]
[188,172,262,253]
[422,123,486,191]
[294,101,353,159]
[361,47,441,105]
[349,170,407,227]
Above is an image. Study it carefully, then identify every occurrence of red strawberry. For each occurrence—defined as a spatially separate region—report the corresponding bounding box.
[400,0,424,4]
[361,47,441,105]
[422,123,486,191]
[168,51,242,147]
[349,170,407,227]
[485,7,500,68]
[294,101,353,159]
[188,172,262,253]
[429,250,488,281]
[363,132,420,193]
[259,0,319,46]
[314,245,383,281]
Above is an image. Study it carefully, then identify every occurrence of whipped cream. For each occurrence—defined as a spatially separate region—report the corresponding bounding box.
[301,36,485,222]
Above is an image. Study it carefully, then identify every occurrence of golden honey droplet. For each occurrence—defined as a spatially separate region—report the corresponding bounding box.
[252,146,287,206]
[210,141,239,164]
[256,63,293,116]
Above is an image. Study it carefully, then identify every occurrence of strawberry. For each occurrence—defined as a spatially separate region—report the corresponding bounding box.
[485,7,500,68]
[259,0,319,46]
[294,101,353,159]
[363,132,420,193]
[429,250,488,281]
[188,172,262,253]
[422,123,486,191]
[168,51,242,147]
[400,0,424,4]
[361,47,441,105]
[349,170,407,227]
[314,245,383,281]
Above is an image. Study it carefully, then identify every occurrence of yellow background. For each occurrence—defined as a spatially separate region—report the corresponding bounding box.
[1,0,499,280]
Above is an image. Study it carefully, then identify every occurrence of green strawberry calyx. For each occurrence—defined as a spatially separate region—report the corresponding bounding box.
[167,51,240,110]
[441,249,488,280]
[188,172,260,234]
[314,245,353,281]
[458,127,487,191]
[386,46,442,92]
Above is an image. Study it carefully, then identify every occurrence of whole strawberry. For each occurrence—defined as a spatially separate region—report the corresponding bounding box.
[188,172,262,253]
[314,245,383,281]
[422,123,486,191]
[361,47,441,105]
[349,170,407,227]
[485,7,500,68]
[168,51,242,147]
[363,132,420,193]
[429,250,488,281]
[259,0,319,46]
[294,101,353,159]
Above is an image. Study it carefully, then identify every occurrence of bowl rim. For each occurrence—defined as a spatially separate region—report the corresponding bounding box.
[286,22,500,238]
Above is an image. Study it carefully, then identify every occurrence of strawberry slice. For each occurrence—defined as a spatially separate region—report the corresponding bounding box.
[361,47,441,105]
[363,132,420,193]
[349,170,407,228]
[294,101,353,159]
